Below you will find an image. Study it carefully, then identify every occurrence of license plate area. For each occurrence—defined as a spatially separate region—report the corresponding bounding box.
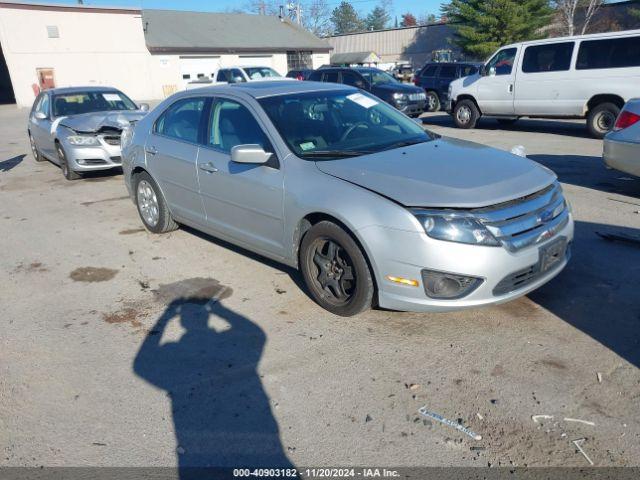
[539,236,567,273]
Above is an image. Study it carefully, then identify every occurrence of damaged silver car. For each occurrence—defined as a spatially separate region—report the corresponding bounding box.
[28,87,148,180]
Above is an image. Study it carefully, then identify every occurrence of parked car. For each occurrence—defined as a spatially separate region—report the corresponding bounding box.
[391,63,414,82]
[308,67,427,117]
[121,81,573,316]
[213,66,284,84]
[414,62,482,112]
[28,86,148,180]
[286,69,314,81]
[603,98,640,177]
[447,29,640,138]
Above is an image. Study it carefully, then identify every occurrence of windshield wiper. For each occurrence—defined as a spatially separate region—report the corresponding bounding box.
[301,150,373,158]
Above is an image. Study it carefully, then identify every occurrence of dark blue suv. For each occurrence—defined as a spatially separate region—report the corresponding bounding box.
[414,62,482,112]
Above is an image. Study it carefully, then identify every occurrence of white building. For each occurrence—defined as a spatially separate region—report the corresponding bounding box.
[0,1,331,107]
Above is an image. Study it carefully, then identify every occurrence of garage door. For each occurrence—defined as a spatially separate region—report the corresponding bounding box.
[179,56,220,88]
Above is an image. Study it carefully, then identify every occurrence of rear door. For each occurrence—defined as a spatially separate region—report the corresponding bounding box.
[418,65,439,90]
[436,64,457,99]
[196,97,285,256]
[477,47,519,115]
[145,96,209,225]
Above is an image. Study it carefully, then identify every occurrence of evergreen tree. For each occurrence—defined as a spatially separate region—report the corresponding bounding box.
[442,0,553,58]
[365,5,391,31]
[331,1,363,34]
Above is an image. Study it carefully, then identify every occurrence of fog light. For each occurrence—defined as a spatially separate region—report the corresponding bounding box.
[421,269,483,299]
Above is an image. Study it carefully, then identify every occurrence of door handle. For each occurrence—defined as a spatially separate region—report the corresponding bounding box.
[508,84,514,93]
[199,162,218,173]
[145,146,158,155]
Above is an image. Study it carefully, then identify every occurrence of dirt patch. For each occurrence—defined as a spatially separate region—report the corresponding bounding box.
[153,277,233,305]
[70,267,118,283]
[119,228,145,235]
[103,308,143,329]
[537,358,568,370]
[14,261,49,273]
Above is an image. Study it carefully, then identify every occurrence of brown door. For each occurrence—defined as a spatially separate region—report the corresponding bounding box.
[37,68,55,90]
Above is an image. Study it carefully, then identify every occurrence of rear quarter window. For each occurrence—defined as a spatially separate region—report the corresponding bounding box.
[576,36,640,70]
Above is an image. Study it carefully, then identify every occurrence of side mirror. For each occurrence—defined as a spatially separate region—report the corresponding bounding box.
[139,103,150,112]
[488,66,496,77]
[34,111,47,120]
[231,144,272,165]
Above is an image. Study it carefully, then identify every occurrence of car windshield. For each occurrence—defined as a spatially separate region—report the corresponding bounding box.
[52,91,137,117]
[357,69,398,85]
[259,90,435,160]
[245,67,281,79]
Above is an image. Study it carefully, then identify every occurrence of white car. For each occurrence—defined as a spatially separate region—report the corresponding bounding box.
[447,29,640,138]
[213,66,286,84]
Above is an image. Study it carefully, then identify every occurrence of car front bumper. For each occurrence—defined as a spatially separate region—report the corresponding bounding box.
[399,100,426,117]
[603,135,640,178]
[61,137,123,172]
[357,216,574,313]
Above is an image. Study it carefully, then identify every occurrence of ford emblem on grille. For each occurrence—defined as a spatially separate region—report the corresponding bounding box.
[539,209,554,223]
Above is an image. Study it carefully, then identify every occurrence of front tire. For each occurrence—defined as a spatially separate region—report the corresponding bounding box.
[453,99,480,129]
[426,91,440,112]
[29,133,44,162]
[57,143,80,180]
[134,171,178,233]
[300,221,374,317]
[587,102,620,139]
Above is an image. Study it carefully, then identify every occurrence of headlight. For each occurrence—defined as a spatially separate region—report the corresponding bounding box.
[393,93,408,106]
[413,211,500,246]
[120,125,134,151]
[67,135,100,146]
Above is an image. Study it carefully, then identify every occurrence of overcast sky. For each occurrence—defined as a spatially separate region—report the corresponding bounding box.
[39,0,445,18]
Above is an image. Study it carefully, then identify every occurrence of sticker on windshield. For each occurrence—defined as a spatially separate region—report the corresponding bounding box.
[102,93,122,102]
[346,92,378,109]
[299,141,316,151]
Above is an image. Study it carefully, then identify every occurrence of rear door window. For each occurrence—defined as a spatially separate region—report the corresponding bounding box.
[576,36,640,69]
[459,65,478,77]
[421,65,438,77]
[341,71,364,87]
[155,97,207,144]
[522,42,574,73]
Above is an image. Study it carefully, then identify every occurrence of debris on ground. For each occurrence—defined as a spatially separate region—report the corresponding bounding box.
[532,414,554,423]
[418,406,482,441]
[564,418,596,426]
[596,231,640,248]
[597,372,603,383]
[476,412,484,421]
[572,438,594,466]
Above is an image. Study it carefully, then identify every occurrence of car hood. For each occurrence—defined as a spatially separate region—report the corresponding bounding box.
[315,137,556,208]
[58,110,147,133]
[374,82,423,94]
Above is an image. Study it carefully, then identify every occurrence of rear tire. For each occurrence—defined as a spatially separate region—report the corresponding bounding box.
[426,91,440,112]
[57,143,80,180]
[453,99,480,129]
[587,102,620,139]
[29,132,44,162]
[134,171,178,234]
[300,221,374,317]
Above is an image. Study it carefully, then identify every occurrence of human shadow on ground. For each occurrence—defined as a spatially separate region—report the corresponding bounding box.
[133,297,293,477]
[530,221,640,369]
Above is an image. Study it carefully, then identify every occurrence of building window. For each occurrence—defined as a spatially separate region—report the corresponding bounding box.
[287,51,312,71]
[46,25,59,38]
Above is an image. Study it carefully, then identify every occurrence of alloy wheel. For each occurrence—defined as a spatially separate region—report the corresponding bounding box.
[137,180,160,227]
[310,238,356,306]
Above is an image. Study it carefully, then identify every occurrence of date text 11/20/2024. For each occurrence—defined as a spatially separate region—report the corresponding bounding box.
[233,468,400,478]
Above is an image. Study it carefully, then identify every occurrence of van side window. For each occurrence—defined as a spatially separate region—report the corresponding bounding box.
[155,97,206,144]
[576,36,640,70]
[522,42,574,73]
[486,48,517,75]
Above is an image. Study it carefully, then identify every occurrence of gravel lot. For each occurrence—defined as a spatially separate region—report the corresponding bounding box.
[1,105,639,469]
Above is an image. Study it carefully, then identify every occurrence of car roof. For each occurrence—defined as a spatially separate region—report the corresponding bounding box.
[184,80,356,99]
[47,86,121,95]
[500,28,640,49]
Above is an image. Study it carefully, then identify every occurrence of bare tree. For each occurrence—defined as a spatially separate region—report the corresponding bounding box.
[303,0,333,36]
[554,0,604,36]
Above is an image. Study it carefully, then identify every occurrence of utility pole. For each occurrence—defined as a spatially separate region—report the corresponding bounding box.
[257,1,267,15]
[287,2,302,24]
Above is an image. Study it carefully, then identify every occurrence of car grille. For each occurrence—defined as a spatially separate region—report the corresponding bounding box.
[409,92,426,101]
[470,182,570,252]
[102,135,121,146]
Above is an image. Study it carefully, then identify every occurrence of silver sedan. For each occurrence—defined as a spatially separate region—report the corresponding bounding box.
[122,81,573,316]
[603,98,640,178]
[28,86,148,180]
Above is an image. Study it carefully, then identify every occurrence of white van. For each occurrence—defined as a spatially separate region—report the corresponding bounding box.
[447,30,640,138]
